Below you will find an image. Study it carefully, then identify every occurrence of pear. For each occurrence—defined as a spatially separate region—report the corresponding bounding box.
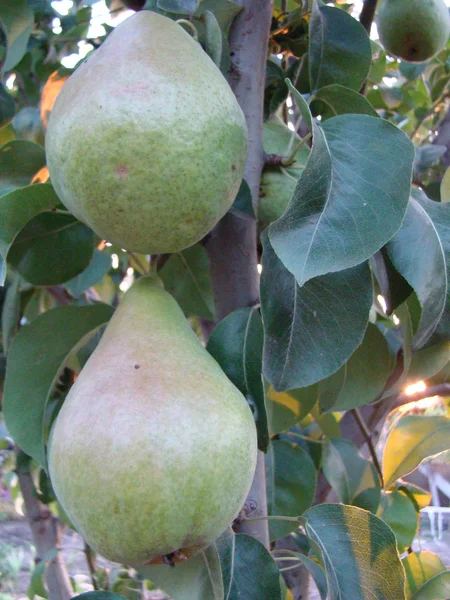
[48,276,257,565]
[377,0,450,63]
[45,12,247,254]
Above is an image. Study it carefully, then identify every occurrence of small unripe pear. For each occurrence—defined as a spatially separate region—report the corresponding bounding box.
[48,276,257,565]
[377,0,450,63]
[46,12,247,254]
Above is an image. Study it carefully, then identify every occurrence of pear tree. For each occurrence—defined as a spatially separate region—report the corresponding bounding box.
[1,1,450,600]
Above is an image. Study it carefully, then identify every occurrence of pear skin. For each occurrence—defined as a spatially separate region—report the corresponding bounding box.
[45,12,248,254]
[48,276,257,565]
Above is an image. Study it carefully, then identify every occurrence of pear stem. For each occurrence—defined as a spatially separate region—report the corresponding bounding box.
[175,20,199,42]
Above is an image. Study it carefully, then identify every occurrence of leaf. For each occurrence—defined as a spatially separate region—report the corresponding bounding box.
[295,554,327,600]
[383,415,450,489]
[139,547,220,600]
[303,504,405,600]
[27,548,58,599]
[266,440,316,540]
[406,341,450,385]
[310,84,378,120]
[3,303,114,467]
[157,0,199,13]
[64,249,112,298]
[0,83,15,127]
[230,178,255,220]
[203,11,223,68]
[0,184,60,285]
[379,490,418,552]
[207,307,269,451]
[319,323,391,412]
[403,551,446,599]
[0,141,46,196]
[269,112,414,287]
[441,165,450,203]
[386,193,450,349]
[397,481,431,511]
[266,383,318,436]
[412,571,450,600]
[141,531,282,600]
[322,439,381,513]
[309,1,372,92]
[0,0,34,72]
[8,211,96,286]
[1,271,21,353]
[261,232,373,391]
[159,244,215,320]
[217,532,282,600]
[71,594,128,600]
[197,0,242,35]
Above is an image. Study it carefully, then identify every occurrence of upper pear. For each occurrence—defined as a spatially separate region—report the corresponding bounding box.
[45,12,248,254]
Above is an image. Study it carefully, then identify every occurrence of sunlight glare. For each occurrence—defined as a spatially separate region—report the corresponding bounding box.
[404,381,427,396]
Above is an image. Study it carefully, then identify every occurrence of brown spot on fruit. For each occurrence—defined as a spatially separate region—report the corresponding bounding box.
[116,165,128,177]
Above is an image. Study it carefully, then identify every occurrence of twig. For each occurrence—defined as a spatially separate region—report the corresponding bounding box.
[359,0,379,34]
[84,541,99,591]
[128,252,149,275]
[286,431,329,444]
[351,407,384,487]
[281,133,312,166]
[410,89,450,140]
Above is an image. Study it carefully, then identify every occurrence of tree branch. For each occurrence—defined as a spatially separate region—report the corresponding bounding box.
[351,408,384,487]
[18,469,73,600]
[359,0,379,34]
[205,0,273,549]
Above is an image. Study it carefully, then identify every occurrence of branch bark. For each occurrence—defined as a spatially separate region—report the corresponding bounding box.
[205,0,273,549]
[18,470,73,600]
[359,0,379,34]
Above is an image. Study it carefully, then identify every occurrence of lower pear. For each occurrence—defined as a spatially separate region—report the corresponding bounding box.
[48,276,257,565]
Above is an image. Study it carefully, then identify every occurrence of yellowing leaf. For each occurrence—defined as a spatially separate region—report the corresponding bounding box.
[441,165,450,203]
[383,415,450,489]
[403,552,446,599]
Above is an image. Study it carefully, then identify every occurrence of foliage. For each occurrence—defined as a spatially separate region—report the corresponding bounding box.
[0,0,450,599]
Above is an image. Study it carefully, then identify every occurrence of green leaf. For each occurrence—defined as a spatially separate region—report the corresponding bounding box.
[8,211,96,286]
[266,439,316,540]
[218,532,282,600]
[3,303,114,467]
[309,1,371,92]
[1,271,21,353]
[387,192,450,348]
[310,84,378,120]
[0,83,15,127]
[0,141,46,196]
[0,0,34,72]
[197,0,242,35]
[266,383,318,436]
[383,415,450,489]
[163,0,199,12]
[207,307,268,451]
[230,178,255,220]
[141,531,282,600]
[322,439,381,513]
[303,504,405,600]
[203,11,223,69]
[71,594,128,600]
[27,548,58,599]
[441,165,450,203]
[403,551,446,599]
[64,249,112,298]
[159,244,215,320]
[0,184,60,285]
[295,554,327,600]
[379,490,418,552]
[319,324,391,412]
[261,232,373,391]
[269,114,414,287]
[412,571,450,600]
[406,341,450,385]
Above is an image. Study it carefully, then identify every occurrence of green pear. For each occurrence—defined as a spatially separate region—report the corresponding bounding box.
[48,276,257,565]
[258,118,309,232]
[45,12,247,254]
[377,0,450,63]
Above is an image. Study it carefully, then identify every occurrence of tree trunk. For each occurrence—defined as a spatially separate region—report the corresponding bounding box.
[18,471,73,600]
[205,0,273,549]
